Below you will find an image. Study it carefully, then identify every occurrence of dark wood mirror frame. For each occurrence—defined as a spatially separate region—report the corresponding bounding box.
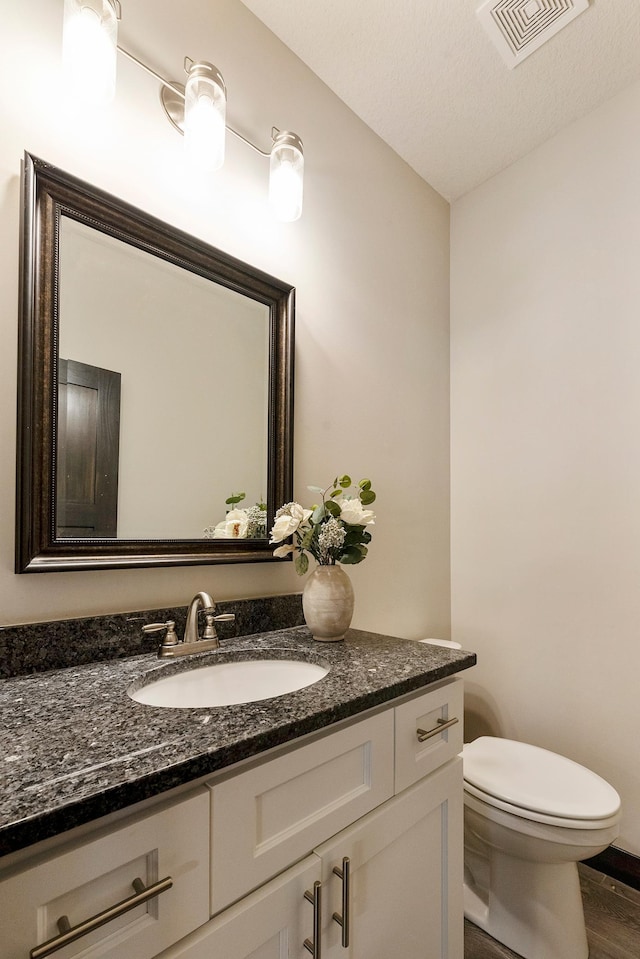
[16,153,294,572]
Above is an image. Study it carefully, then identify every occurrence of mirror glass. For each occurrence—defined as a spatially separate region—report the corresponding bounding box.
[16,153,294,571]
[58,218,269,539]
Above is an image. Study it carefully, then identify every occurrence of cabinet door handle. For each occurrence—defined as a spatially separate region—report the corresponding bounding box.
[30,875,173,959]
[416,716,459,743]
[332,856,351,948]
[304,880,322,959]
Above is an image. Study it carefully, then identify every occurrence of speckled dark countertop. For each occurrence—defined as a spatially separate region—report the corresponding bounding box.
[0,626,475,859]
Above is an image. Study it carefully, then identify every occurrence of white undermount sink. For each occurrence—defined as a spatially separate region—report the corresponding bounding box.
[129,657,329,708]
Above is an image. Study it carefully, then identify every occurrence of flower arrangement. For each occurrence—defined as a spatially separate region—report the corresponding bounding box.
[270,475,376,575]
[204,492,267,539]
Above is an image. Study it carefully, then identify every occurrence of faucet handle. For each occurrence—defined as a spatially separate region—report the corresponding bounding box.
[142,620,179,647]
[202,612,235,640]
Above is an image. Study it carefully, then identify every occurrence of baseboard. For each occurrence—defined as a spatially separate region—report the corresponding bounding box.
[582,845,640,891]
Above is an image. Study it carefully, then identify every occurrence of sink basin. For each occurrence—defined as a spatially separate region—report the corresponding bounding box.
[129,658,329,708]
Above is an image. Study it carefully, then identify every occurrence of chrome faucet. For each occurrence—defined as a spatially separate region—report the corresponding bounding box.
[143,591,235,658]
[184,591,216,644]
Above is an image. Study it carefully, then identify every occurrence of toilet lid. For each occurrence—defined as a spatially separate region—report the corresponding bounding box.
[463,737,621,820]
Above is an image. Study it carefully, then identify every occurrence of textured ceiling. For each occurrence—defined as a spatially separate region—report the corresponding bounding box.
[240,0,640,201]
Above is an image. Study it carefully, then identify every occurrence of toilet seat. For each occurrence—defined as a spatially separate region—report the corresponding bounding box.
[463,737,621,828]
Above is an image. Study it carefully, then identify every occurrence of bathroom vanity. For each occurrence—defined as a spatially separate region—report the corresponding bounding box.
[0,624,475,959]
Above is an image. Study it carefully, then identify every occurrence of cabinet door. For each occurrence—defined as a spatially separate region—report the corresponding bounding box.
[156,856,321,959]
[0,792,210,959]
[209,709,394,914]
[315,759,463,959]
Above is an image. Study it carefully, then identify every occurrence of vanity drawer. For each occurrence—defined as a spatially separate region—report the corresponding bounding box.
[208,709,394,914]
[0,791,210,959]
[394,678,463,793]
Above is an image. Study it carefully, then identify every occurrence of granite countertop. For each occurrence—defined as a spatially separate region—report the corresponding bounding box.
[0,626,475,859]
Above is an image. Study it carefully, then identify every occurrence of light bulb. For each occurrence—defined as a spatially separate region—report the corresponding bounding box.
[269,132,303,222]
[62,0,118,105]
[184,62,226,173]
[270,162,301,222]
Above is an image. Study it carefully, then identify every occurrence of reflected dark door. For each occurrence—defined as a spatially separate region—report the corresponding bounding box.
[57,359,121,537]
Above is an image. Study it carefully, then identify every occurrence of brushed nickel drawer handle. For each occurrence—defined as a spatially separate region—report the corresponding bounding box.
[416,716,459,743]
[304,880,322,959]
[30,875,173,959]
[332,856,351,948]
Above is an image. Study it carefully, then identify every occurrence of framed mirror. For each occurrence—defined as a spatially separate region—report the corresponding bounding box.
[16,153,294,572]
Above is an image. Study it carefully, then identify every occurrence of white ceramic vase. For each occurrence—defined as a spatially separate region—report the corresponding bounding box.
[302,565,355,642]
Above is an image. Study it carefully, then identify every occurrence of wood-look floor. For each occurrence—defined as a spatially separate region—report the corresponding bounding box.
[464,865,640,959]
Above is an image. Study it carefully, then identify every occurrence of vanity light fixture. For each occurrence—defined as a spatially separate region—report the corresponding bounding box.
[269,131,304,223]
[61,0,304,220]
[62,0,120,105]
[183,59,226,174]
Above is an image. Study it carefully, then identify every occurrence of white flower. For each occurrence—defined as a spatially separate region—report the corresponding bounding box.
[271,476,376,569]
[269,502,312,543]
[245,505,267,537]
[213,508,249,539]
[318,517,346,564]
[273,543,295,558]
[338,497,376,527]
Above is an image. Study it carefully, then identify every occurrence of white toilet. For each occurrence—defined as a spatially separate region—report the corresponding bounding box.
[462,736,621,959]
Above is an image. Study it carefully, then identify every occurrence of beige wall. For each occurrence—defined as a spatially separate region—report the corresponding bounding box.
[451,80,640,855]
[0,1,450,637]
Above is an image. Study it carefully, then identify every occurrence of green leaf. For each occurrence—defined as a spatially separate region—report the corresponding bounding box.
[225,492,246,505]
[325,499,341,518]
[358,478,371,491]
[312,504,326,525]
[360,489,376,505]
[294,552,309,576]
[300,526,317,550]
[329,488,343,498]
[340,545,367,564]
[339,474,352,488]
[343,527,366,546]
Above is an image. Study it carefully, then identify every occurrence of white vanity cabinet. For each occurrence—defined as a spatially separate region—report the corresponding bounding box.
[157,764,461,959]
[208,707,396,915]
[159,676,464,959]
[318,681,464,959]
[316,761,463,959]
[0,677,464,959]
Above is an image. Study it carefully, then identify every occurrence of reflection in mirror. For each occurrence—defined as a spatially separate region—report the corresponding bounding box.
[58,218,269,540]
[16,153,294,572]
[57,357,122,537]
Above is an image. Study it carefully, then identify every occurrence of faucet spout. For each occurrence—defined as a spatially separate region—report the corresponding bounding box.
[184,590,215,645]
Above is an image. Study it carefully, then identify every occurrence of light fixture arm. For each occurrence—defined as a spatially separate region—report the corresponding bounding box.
[228,124,271,159]
[117,44,185,101]
[117,44,272,158]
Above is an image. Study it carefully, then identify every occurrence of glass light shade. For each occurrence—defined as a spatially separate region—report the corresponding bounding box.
[62,0,118,104]
[269,131,304,222]
[184,62,226,173]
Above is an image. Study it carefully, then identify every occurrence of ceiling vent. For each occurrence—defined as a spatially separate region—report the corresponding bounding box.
[477,0,589,69]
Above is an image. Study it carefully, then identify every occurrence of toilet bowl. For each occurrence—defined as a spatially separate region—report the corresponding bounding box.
[462,737,621,959]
